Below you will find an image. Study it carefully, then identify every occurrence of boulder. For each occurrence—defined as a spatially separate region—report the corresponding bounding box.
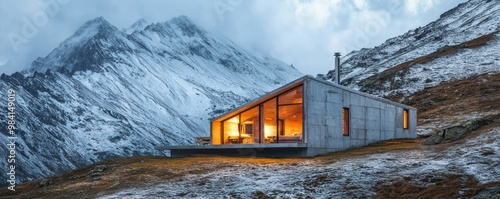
[423,131,444,145]
[38,179,51,188]
[90,165,108,176]
[423,115,495,145]
[443,125,468,141]
[471,185,500,199]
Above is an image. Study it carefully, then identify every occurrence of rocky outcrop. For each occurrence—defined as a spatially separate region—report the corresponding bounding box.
[423,114,497,145]
[472,185,500,199]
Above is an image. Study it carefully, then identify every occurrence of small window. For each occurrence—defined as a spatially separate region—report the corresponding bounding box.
[342,108,349,136]
[403,109,409,129]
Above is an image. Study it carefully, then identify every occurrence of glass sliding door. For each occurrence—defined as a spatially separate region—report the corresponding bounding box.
[240,106,260,144]
[262,98,277,143]
[277,86,303,143]
[223,115,240,144]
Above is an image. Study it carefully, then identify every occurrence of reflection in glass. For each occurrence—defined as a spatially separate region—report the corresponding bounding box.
[279,86,303,105]
[223,115,239,144]
[240,106,259,144]
[216,85,303,144]
[278,104,303,142]
[263,98,277,143]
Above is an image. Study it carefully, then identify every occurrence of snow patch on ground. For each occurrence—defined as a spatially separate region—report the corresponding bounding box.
[99,127,500,198]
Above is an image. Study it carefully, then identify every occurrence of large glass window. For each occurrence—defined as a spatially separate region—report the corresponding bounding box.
[240,106,260,144]
[223,115,240,144]
[403,109,409,129]
[343,108,349,136]
[215,85,303,144]
[263,98,277,143]
[277,86,303,143]
[279,86,303,105]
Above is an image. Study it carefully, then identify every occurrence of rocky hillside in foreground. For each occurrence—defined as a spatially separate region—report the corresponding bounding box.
[1,72,498,198]
[0,16,302,187]
[1,71,499,198]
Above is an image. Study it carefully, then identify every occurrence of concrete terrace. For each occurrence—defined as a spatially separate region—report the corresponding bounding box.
[156,143,308,157]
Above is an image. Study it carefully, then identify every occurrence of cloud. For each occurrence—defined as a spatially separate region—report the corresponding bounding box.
[328,9,391,54]
[353,0,369,10]
[0,0,463,76]
[405,0,440,15]
[287,0,341,28]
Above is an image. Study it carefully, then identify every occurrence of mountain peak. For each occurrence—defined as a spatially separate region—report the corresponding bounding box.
[123,18,148,34]
[89,16,107,23]
[3,14,303,188]
[22,16,124,75]
[168,15,203,37]
[170,15,193,24]
[74,16,117,37]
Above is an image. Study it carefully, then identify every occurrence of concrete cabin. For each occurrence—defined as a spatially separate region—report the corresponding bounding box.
[158,75,417,157]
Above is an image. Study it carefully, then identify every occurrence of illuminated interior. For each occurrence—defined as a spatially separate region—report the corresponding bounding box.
[403,109,409,129]
[342,108,349,136]
[263,98,277,143]
[214,85,303,144]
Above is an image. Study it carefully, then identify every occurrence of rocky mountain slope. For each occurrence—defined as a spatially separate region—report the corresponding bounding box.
[319,0,500,97]
[0,16,302,186]
[2,69,498,199]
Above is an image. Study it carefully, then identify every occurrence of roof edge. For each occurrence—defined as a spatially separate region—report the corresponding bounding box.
[307,77,417,110]
[210,75,416,122]
[210,75,311,122]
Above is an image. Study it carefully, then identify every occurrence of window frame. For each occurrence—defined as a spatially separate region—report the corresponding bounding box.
[342,107,350,136]
[218,84,304,144]
[403,109,409,129]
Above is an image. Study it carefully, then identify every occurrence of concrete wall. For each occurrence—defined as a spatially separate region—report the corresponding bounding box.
[304,79,417,156]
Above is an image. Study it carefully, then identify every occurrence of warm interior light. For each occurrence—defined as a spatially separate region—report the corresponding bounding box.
[264,125,275,137]
[343,108,349,136]
[225,121,239,137]
[227,117,239,123]
[403,109,409,129]
[229,132,238,136]
[292,98,303,103]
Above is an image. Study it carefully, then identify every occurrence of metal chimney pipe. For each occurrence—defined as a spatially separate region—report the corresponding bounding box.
[334,52,341,84]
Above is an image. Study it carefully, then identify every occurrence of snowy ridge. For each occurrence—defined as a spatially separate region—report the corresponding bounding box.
[319,0,500,97]
[0,16,302,186]
[123,19,148,34]
[360,31,500,96]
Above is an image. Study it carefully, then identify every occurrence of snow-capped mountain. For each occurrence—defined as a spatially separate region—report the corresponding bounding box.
[123,19,148,34]
[0,16,302,186]
[319,0,500,97]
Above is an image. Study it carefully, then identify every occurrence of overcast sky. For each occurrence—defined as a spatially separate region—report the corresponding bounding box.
[0,0,466,76]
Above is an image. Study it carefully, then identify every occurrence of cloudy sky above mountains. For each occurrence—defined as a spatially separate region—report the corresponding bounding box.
[0,0,466,75]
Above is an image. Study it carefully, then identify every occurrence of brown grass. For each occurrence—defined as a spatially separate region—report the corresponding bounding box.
[0,132,496,198]
[390,73,500,127]
[0,138,424,198]
[370,71,500,199]
[316,138,424,164]
[0,156,307,199]
[374,174,500,199]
